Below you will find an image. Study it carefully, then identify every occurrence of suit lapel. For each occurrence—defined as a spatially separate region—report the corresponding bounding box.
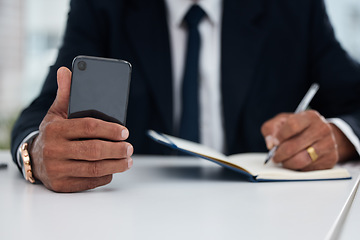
[125,0,173,134]
[221,0,268,153]
[124,0,267,147]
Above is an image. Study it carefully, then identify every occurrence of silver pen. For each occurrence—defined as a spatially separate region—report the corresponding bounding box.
[264,83,320,165]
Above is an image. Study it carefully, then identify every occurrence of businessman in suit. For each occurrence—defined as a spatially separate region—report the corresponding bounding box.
[11,0,360,192]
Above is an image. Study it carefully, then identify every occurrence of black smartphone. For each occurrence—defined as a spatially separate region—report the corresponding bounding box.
[68,56,132,125]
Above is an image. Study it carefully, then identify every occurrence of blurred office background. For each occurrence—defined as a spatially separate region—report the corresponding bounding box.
[0,0,69,148]
[0,0,360,149]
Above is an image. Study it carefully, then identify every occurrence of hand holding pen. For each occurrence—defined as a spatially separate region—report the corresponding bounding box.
[264,83,319,165]
[260,83,347,171]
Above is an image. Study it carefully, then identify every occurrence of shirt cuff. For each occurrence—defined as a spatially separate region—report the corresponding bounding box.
[327,118,360,156]
[16,130,39,170]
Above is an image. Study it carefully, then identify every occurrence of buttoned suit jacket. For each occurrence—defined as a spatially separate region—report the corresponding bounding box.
[11,0,360,163]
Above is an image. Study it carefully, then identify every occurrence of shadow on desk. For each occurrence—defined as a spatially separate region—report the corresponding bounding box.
[157,165,250,182]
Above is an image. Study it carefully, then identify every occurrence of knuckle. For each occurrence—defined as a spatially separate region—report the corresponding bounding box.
[83,119,98,136]
[321,123,332,135]
[262,113,290,135]
[44,163,58,177]
[43,123,57,140]
[283,147,294,158]
[88,162,101,177]
[42,143,56,160]
[43,122,55,133]
[274,144,291,161]
[277,145,294,160]
[41,159,64,181]
[87,142,102,159]
[286,117,300,133]
[307,110,320,119]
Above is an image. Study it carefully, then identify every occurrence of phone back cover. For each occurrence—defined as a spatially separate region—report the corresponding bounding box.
[68,56,131,125]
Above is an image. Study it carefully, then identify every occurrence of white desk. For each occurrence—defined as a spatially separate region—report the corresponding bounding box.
[1,151,359,240]
[338,162,360,240]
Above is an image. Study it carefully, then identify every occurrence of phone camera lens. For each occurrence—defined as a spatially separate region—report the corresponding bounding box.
[78,61,87,71]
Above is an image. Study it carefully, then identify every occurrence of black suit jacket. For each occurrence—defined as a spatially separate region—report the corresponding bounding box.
[11,0,360,163]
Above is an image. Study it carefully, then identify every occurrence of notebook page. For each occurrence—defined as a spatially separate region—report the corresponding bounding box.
[227,153,350,180]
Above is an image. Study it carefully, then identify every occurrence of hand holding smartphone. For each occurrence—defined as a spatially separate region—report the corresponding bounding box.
[68,56,132,125]
[28,58,133,192]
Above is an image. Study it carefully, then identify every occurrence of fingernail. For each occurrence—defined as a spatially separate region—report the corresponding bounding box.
[121,129,129,139]
[127,145,133,157]
[273,137,279,146]
[128,158,133,169]
[265,135,274,149]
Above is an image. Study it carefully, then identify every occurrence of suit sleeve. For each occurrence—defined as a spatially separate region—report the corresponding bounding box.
[10,0,109,165]
[309,0,360,139]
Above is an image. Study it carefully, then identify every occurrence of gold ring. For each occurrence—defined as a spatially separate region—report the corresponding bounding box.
[306,146,318,162]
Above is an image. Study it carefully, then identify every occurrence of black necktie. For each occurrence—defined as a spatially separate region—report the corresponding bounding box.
[179,5,205,142]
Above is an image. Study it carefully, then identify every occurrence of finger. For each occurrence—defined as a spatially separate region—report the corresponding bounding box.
[261,113,290,149]
[64,140,133,161]
[302,147,338,171]
[281,139,337,171]
[49,175,113,193]
[281,149,312,170]
[274,111,321,143]
[65,158,133,178]
[61,118,129,141]
[273,119,332,163]
[49,67,72,118]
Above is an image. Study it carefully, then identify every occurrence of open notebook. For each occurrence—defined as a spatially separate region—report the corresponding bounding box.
[148,130,351,182]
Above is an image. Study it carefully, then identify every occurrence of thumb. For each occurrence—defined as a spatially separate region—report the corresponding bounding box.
[49,67,72,118]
